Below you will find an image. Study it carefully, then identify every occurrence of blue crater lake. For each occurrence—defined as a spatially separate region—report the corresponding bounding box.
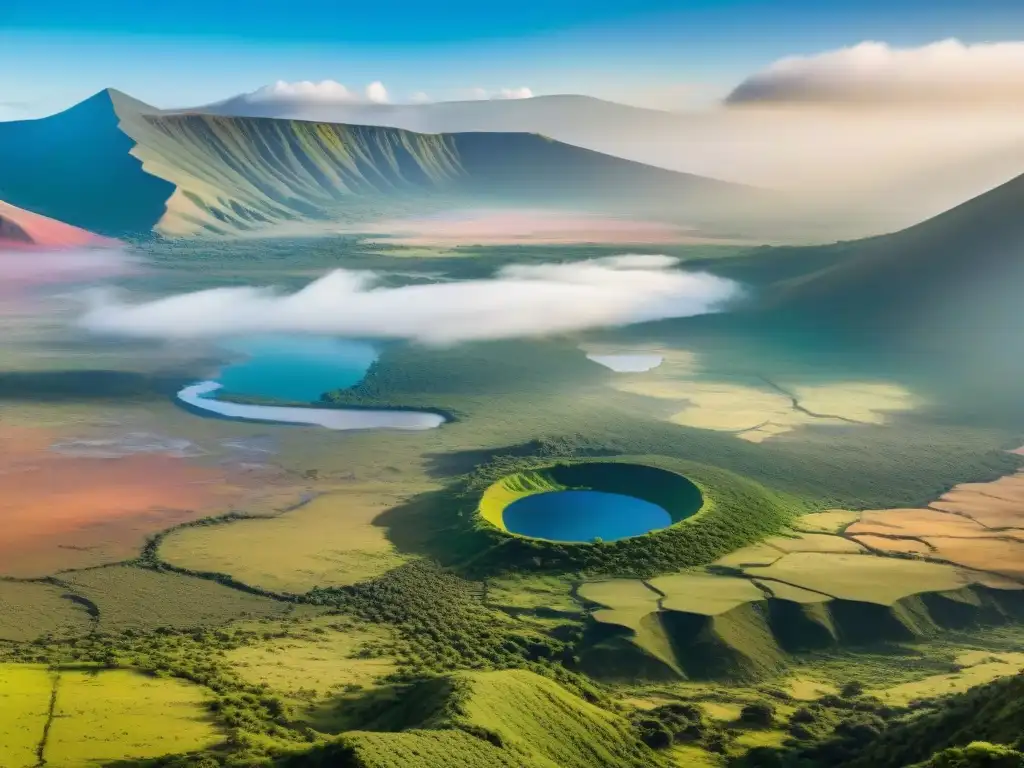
[503,490,672,543]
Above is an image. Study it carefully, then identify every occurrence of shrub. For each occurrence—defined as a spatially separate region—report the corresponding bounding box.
[741,702,777,727]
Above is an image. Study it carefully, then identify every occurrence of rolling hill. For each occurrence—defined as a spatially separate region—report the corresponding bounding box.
[770,172,1024,314]
[683,170,1024,348]
[741,672,1024,768]
[670,169,1024,409]
[0,89,764,238]
[286,669,658,768]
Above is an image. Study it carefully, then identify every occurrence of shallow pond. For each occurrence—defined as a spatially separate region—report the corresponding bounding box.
[586,353,663,372]
[503,489,672,542]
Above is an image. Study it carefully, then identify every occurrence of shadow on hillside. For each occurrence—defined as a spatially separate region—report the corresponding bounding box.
[421,443,536,479]
[304,681,443,735]
[422,437,621,480]
[371,487,480,568]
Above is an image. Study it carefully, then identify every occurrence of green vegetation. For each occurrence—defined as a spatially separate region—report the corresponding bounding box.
[226,616,398,701]
[0,580,95,641]
[1,232,1022,768]
[306,561,581,682]
[733,672,1024,768]
[0,664,52,768]
[291,669,659,768]
[62,566,290,632]
[45,668,222,766]
[484,573,581,616]
[916,743,1024,768]
[0,664,221,767]
[397,453,800,578]
[158,490,413,595]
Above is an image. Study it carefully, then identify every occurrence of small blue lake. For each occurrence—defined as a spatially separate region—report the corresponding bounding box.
[177,335,446,431]
[215,335,378,402]
[503,490,672,543]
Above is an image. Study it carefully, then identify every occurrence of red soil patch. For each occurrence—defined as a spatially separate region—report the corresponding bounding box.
[0,199,116,248]
[0,425,252,577]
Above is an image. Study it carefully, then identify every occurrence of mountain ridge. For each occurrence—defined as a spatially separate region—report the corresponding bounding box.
[0,89,766,238]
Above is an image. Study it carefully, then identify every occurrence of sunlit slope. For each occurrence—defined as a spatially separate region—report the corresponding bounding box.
[836,673,1024,768]
[0,91,174,236]
[2,89,763,237]
[294,670,657,768]
[114,99,466,235]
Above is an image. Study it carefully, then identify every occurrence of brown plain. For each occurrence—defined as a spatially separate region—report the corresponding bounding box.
[841,452,1024,581]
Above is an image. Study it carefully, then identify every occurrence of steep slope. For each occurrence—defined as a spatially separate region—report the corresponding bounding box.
[0,90,175,236]
[0,90,764,238]
[731,673,1024,767]
[826,673,1024,768]
[578,568,1024,684]
[288,670,659,768]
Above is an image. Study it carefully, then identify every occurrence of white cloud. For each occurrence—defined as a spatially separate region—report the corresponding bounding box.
[241,80,389,105]
[727,39,1024,105]
[596,254,679,270]
[235,80,530,106]
[365,81,389,104]
[245,80,356,103]
[464,87,533,101]
[77,256,739,345]
[496,87,534,100]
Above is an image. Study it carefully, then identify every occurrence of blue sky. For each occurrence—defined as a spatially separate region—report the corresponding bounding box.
[4,0,1024,118]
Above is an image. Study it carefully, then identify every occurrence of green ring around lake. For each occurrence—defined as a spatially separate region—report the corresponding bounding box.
[478,461,705,544]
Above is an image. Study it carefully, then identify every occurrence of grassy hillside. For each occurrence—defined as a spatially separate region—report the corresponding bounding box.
[735,672,1024,768]
[288,669,659,768]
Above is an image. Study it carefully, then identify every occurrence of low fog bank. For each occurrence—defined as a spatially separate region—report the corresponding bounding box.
[77,255,742,344]
[0,246,136,296]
